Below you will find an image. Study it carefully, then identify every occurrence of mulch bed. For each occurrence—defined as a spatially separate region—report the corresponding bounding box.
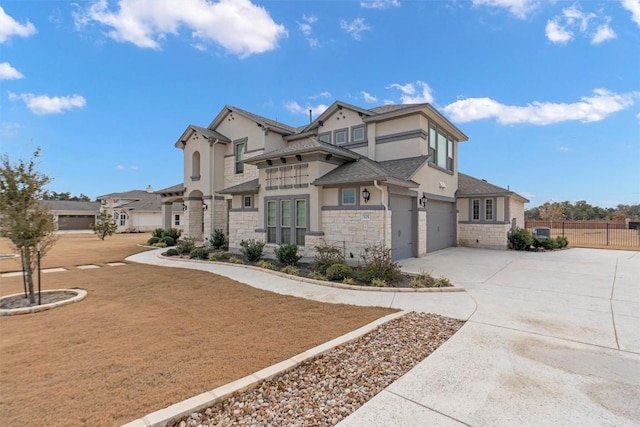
[0,290,77,309]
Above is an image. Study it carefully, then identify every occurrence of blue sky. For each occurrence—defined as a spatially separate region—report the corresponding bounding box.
[1,0,639,208]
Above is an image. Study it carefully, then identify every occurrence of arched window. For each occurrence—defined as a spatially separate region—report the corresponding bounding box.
[191,151,201,180]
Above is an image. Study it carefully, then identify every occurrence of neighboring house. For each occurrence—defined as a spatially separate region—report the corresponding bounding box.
[40,200,101,230]
[97,186,184,233]
[456,173,529,249]
[160,101,527,260]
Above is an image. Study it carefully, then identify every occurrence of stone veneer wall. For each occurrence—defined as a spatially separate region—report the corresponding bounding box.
[458,222,511,250]
[228,210,260,251]
[321,210,390,263]
[418,210,427,257]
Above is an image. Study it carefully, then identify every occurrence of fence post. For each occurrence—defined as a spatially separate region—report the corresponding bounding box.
[562,221,565,237]
[606,222,610,246]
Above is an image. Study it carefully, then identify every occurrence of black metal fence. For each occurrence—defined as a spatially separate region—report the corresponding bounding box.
[525,220,640,249]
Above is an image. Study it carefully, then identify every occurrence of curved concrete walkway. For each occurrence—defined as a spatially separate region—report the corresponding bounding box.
[127,247,640,426]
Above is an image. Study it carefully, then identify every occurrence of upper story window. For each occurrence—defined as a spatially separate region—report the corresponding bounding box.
[429,124,455,172]
[352,125,365,142]
[342,188,356,205]
[318,132,330,144]
[235,141,245,174]
[334,129,347,145]
[191,151,201,180]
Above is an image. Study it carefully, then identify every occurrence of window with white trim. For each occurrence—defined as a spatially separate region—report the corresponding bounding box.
[342,188,356,205]
[119,212,126,226]
[174,214,180,226]
[243,195,253,208]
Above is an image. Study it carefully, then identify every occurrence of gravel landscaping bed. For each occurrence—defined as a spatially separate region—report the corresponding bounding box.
[170,312,464,427]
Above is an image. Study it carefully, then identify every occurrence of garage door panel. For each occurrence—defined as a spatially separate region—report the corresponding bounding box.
[426,201,455,253]
[58,215,95,230]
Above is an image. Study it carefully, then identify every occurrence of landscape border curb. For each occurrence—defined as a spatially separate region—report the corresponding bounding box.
[0,289,87,316]
[121,310,408,427]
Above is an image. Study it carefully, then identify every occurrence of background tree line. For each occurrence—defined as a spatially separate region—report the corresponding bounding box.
[525,201,640,221]
[42,191,92,201]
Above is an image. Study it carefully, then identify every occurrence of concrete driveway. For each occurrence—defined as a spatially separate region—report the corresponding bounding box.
[340,247,640,426]
[129,247,639,426]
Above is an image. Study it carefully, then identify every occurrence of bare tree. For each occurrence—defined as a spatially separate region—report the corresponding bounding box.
[0,149,57,304]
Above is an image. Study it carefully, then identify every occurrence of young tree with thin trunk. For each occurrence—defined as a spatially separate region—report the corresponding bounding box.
[0,149,57,304]
[90,211,118,240]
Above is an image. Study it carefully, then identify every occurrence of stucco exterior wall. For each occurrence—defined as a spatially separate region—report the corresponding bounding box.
[458,222,510,249]
[509,197,526,228]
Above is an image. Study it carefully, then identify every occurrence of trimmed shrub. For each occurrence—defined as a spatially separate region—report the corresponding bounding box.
[371,278,388,287]
[165,248,179,256]
[281,265,299,276]
[240,239,265,262]
[410,272,436,288]
[312,244,344,275]
[325,263,353,281]
[153,242,167,248]
[343,277,356,285]
[160,236,175,246]
[151,228,165,239]
[164,228,181,241]
[274,243,301,266]
[147,236,160,245]
[228,256,245,264]
[434,276,453,287]
[210,229,228,250]
[556,236,569,248]
[176,238,195,255]
[309,271,327,281]
[189,247,209,260]
[508,227,533,251]
[356,243,402,284]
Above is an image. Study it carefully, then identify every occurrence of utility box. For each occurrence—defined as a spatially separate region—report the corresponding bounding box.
[532,227,551,239]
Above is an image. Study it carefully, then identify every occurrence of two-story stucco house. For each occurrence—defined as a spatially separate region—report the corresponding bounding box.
[158,101,527,260]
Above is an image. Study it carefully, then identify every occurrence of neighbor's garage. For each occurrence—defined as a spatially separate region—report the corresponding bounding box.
[426,200,456,252]
[390,194,415,261]
[57,215,96,230]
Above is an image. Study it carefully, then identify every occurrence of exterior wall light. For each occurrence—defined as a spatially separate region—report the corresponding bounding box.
[182,204,187,211]
[419,195,427,207]
[362,188,371,203]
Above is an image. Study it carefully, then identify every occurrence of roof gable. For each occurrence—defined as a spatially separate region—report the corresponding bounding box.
[300,101,373,134]
[209,105,297,136]
[457,173,529,202]
[244,138,361,164]
[312,156,425,188]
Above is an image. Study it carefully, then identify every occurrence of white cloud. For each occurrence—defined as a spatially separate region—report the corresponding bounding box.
[360,0,400,9]
[73,0,287,58]
[297,14,316,36]
[521,191,536,200]
[0,6,37,43]
[362,91,378,103]
[0,62,24,80]
[307,91,332,100]
[558,146,570,152]
[116,165,138,171]
[8,92,87,115]
[471,0,539,19]
[387,81,435,104]
[591,22,616,44]
[0,122,23,138]
[284,101,329,118]
[546,5,615,45]
[340,18,371,41]
[545,19,573,44]
[621,0,640,26]
[443,89,638,125]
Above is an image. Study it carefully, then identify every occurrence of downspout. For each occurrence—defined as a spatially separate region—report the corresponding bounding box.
[373,180,388,247]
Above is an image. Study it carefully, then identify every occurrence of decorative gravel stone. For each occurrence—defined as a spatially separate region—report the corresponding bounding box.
[169,312,464,427]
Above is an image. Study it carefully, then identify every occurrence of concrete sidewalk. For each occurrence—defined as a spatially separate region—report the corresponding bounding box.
[127,247,640,426]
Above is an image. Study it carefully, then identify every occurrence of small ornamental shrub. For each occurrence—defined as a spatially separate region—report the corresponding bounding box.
[434,276,453,287]
[147,236,160,245]
[325,263,353,281]
[410,272,436,288]
[556,236,569,248]
[275,243,302,266]
[371,278,388,287]
[189,247,209,260]
[160,236,175,246]
[164,228,181,241]
[508,227,533,251]
[165,248,179,257]
[228,256,245,264]
[281,265,299,276]
[153,242,167,248]
[313,244,344,275]
[210,229,228,250]
[343,277,356,285]
[257,260,276,270]
[308,271,327,281]
[151,228,165,239]
[356,243,402,284]
[208,255,217,262]
[240,239,265,262]
[176,238,195,255]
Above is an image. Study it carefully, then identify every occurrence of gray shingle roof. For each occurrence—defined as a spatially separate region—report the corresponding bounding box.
[218,178,260,195]
[156,183,185,194]
[457,173,529,202]
[368,104,426,114]
[96,190,153,200]
[190,125,231,142]
[227,105,298,134]
[312,156,424,188]
[245,138,361,163]
[39,200,101,211]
